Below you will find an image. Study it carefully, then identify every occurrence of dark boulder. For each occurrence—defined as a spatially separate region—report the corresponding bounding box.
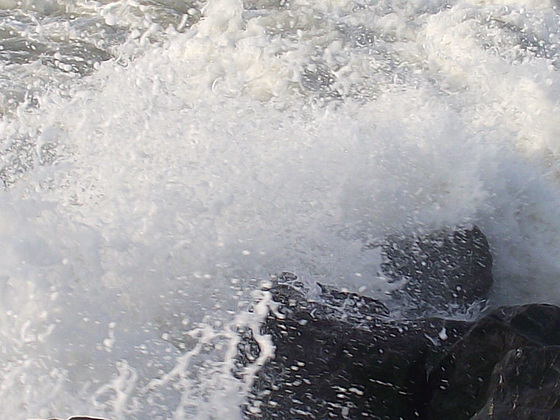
[427,304,560,419]
[378,226,493,316]
[239,227,560,419]
[471,345,560,419]
[45,417,108,420]
[242,275,470,419]
[241,284,560,419]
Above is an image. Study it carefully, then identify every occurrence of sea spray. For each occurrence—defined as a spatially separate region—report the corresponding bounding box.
[2,0,560,417]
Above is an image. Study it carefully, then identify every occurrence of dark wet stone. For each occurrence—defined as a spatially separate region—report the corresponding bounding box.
[427,304,560,419]
[67,417,107,420]
[379,226,493,316]
[239,227,560,419]
[45,417,107,420]
[242,277,470,419]
[471,346,560,420]
[243,282,560,420]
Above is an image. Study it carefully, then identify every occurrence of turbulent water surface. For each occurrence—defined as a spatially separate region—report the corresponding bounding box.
[2,0,560,418]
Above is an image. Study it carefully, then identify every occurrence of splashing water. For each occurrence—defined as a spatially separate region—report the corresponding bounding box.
[2,0,560,418]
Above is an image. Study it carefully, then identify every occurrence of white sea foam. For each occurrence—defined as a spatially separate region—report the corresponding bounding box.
[2,0,560,418]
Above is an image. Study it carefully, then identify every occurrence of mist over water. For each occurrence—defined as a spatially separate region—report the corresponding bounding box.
[2,0,560,418]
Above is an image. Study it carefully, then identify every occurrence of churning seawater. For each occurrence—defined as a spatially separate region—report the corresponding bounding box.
[1,0,560,418]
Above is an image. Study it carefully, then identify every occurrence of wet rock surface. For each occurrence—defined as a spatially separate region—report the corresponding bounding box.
[471,345,560,419]
[242,227,560,420]
[43,417,108,420]
[429,304,560,419]
[379,226,493,316]
[243,278,470,419]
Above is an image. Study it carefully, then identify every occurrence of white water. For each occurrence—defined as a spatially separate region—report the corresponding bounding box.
[1,0,560,418]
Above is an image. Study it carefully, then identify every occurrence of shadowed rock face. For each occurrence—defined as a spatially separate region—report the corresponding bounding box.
[471,346,560,419]
[241,227,560,420]
[44,417,108,420]
[244,284,560,420]
[242,276,471,419]
[428,304,560,419]
[379,226,493,316]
